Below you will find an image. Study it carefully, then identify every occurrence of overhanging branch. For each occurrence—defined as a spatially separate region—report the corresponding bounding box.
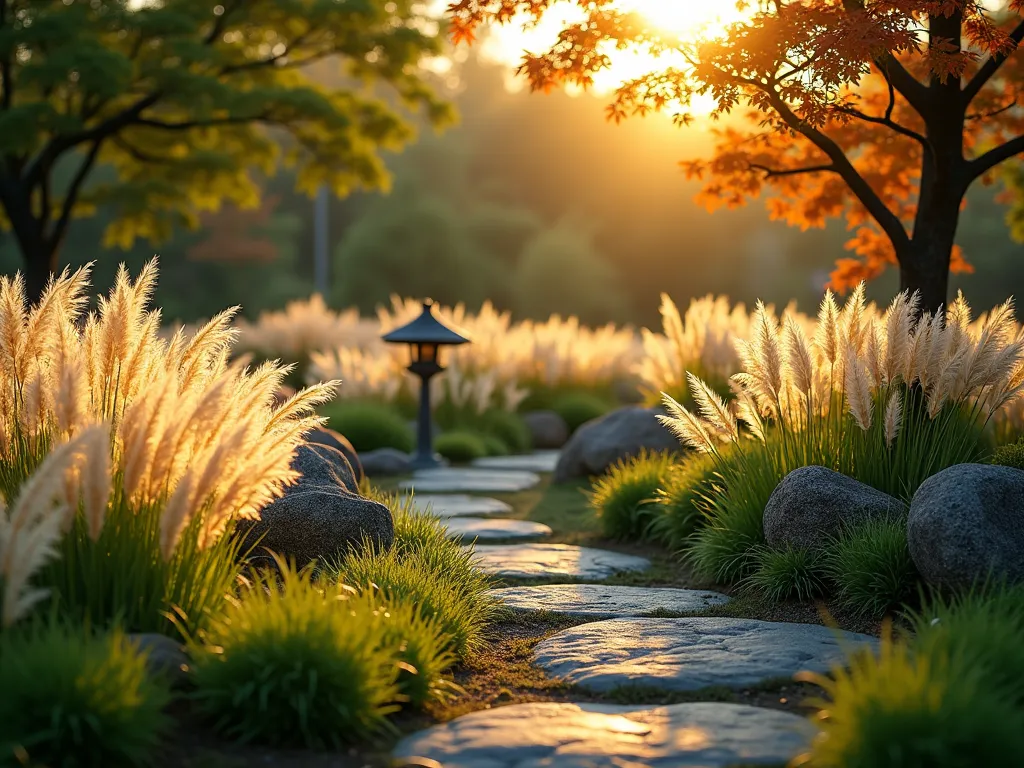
[749,162,836,178]
[968,133,1024,180]
[963,20,1024,106]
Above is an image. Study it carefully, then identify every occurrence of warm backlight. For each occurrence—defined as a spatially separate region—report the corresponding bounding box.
[479,0,748,114]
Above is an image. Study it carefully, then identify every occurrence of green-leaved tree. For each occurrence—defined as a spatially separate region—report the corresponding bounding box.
[0,0,451,298]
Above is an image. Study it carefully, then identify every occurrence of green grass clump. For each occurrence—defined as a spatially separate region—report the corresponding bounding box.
[320,400,414,453]
[480,409,532,454]
[744,546,827,602]
[991,436,1024,470]
[482,434,511,456]
[647,451,721,549]
[0,624,171,767]
[333,493,497,659]
[801,636,1024,768]
[824,518,920,618]
[801,584,1024,767]
[190,561,400,749]
[435,431,488,463]
[550,391,612,433]
[590,450,676,541]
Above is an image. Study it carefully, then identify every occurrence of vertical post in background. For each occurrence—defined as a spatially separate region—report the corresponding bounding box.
[314,185,329,296]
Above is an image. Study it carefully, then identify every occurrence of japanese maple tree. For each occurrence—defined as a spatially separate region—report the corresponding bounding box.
[449,0,1024,311]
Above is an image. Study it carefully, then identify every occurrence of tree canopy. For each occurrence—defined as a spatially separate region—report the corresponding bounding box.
[449,0,1024,310]
[0,0,451,297]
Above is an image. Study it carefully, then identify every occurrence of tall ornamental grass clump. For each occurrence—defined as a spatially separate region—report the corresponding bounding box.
[0,623,172,767]
[0,262,334,635]
[334,492,497,660]
[590,450,676,541]
[799,585,1024,767]
[662,286,1024,582]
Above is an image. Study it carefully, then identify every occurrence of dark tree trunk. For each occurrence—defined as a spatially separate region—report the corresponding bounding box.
[0,175,60,303]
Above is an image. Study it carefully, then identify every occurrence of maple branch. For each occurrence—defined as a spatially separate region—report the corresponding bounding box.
[966,91,1020,121]
[962,19,1024,106]
[967,133,1024,180]
[832,105,928,146]
[749,162,836,178]
[755,83,910,252]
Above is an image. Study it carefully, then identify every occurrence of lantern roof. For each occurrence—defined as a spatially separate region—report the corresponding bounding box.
[381,300,471,346]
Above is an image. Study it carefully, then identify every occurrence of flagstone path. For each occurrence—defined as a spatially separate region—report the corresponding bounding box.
[393,702,816,768]
[400,468,541,493]
[471,450,561,473]
[491,584,731,617]
[409,494,513,518]
[443,517,553,543]
[394,452,854,767]
[469,543,651,579]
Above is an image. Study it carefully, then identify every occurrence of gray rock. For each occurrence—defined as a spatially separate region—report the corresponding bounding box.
[393,701,815,768]
[471,451,560,473]
[291,442,359,494]
[408,494,513,519]
[554,406,681,482]
[491,584,731,617]
[908,463,1024,589]
[129,633,190,688]
[469,543,650,580]
[306,427,363,485]
[400,468,540,493]
[443,518,552,542]
[244,488,394,566]
[763,465,907,551]
[360,447,412,477]
[534,617,877,693]
[523,410,570,449]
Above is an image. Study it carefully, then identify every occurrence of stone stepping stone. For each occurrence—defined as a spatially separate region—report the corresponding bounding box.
[471,450,560,473]
[408,494,513,518]
[534,617,878,693]
[400,468,540,493]
[393,701,815,768]
[470,544,650,580]
[491,584,731,617]
[443,518,553,542]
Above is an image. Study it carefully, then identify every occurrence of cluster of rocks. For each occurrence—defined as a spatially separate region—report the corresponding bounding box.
[240,428,395,566]
[763,463,1024,590]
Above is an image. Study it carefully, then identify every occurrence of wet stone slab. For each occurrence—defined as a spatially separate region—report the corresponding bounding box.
[491,584,731,617]
[392,701,815,768]
[469,544,650,580]
[400,468,540,493]
[533,617,878,693]
[407,494,514,519]
[443,517,553,542]
[471,451,561,473]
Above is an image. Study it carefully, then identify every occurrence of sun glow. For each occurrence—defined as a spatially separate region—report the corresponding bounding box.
[478,0,748,115]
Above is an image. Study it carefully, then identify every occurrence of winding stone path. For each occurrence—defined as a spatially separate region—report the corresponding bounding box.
[400,468,540,493]
[444,517,553,542]
[408,494,513,518]
[469,543,650,579]
[471,450,561,474]
[533,617,878,693]
[393,701,815,768]
[491,584,731,617]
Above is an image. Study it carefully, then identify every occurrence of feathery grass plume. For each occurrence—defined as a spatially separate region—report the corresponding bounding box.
[0,260,338,635]
[659,285,1023,584]
[688,372,739,442]
[0,427,104,626]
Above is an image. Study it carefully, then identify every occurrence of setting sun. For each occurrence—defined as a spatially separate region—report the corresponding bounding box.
[478,0,747,113]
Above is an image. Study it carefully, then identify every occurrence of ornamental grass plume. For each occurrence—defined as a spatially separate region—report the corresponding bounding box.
[0,261,337,633]
[661,285,1024,581]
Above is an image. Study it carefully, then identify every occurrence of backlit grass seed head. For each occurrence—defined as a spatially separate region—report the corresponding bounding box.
[0,260,337,577]
[884,392,903,447]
